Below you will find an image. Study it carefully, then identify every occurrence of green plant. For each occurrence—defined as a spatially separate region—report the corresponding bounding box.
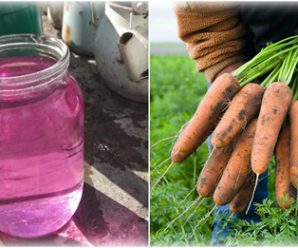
[226,199,298,245]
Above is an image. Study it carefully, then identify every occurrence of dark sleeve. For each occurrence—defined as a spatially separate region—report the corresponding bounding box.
[239,2,298,53]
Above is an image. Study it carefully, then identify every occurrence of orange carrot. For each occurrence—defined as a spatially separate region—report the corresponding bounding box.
[251,82,292,175]
[213,119,257,206]
[275,120,296,209]
[230,174,255,214]
[197,144,234,197]
[212,83,264,148]
[171,73,240,163]
[290,100,298,189]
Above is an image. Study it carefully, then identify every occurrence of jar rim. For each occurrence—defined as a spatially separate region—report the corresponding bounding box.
[0,34,69,87]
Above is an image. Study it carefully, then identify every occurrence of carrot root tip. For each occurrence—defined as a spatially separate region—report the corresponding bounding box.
[245,173,259,215]
[164,196,202,232]
[151,161,175,190]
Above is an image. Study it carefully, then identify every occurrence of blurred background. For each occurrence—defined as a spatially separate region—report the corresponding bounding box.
[150,1,186,55]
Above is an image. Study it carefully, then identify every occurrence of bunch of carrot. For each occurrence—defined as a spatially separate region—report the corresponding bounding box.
[157,35,298,215]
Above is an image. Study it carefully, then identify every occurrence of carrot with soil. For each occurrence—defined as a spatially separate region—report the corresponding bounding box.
[289,91,298,215]
[213,119,257,206]
[251,83,292,175]
[290,100,298,189]
[247,83,292,213]
[211,83,264,148]
[230,174,255,214]
[171,73,240,163]
[197,144,234,197]
[275,120,296,209]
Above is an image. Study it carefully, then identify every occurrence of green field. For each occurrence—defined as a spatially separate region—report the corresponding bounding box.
[150,56,298,246]
[150,42,186,49]
[150,42,187,56]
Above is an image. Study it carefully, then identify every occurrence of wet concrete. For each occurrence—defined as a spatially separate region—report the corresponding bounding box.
[0,15,148,246]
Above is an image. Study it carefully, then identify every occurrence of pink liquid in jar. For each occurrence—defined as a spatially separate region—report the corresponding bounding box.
[0,56,84,238]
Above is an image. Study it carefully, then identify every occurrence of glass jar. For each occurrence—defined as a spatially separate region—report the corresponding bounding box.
[0,34,84,238]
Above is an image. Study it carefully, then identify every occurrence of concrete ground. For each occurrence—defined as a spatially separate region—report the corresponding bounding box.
[0,15,148,246]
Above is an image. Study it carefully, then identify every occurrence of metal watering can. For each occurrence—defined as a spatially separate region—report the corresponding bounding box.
[62,1,148,103]
[62,2,105,56]
[94,2,148,103]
